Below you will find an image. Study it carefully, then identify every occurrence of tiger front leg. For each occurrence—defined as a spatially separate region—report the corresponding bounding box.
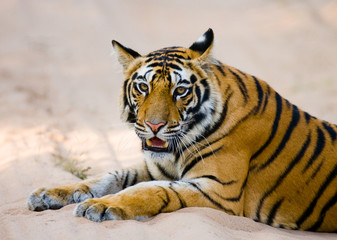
[27,163,149,211]
[73,179,243,222]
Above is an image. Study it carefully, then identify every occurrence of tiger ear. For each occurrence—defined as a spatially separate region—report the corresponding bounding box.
[112,40,141,70]
[189,28,214,61]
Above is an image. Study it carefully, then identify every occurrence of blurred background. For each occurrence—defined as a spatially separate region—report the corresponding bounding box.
[0,0,337,203]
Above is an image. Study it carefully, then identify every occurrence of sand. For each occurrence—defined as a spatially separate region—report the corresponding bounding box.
[1,0,337,239]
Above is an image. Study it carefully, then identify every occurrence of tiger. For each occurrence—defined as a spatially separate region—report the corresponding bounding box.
[27,29,337,232]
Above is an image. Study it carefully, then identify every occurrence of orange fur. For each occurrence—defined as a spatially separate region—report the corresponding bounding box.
[28,29,337,232]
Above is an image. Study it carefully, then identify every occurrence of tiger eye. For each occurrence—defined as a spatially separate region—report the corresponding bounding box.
[176,87,187,95]
[139,83,149,92]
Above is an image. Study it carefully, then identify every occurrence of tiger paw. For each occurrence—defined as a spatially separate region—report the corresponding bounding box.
[73,197,149,222]
[27,184,94,211]
[73,198,122,222]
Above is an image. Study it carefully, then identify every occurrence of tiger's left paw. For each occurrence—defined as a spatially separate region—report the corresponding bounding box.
[73,197,149,222]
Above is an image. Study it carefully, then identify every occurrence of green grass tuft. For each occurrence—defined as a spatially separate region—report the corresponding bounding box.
[52,148,91,180]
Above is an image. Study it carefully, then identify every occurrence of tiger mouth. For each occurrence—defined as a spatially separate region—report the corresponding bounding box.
[143,137,169,152]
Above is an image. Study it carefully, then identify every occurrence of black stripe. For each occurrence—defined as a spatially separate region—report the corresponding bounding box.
[126,79,132,102]
[195,175,237,185]
[184,95,193,106]
[251,93,283,163]
[190,113,206,127]
[252,76,264,114]
[177,109,185,121]
[150,56,166,62]
[190,74,197,84]
[169,181,187,208]
[145,162,155,180]
[146,52,162,58]
[285,99,291,109]
[123,80,129,108]
[157,186,170,213]
[167,73,172,86]
[302,126,325,173]
[214,72,221,86]
[174,71,182,81]
[143,69,152,80]
[237,69,247,77]
[307,190,337,231]
[215,63,226,77]
[135,121,145,130]
[200,79,210,103]
[296,163,337,227]
[172,57,183,65]
[148,62,163,68]
[131,72,138,80]
[127,110,136,123]
[195,84,201,99]
[169,183,187,208]
[166,53,186,60]
[307,159,324,184]
[162,49,185,54]
[267,198,284,225]
[196,88,232,141]
[256,132,311,221]
[185,112,207,133]
[155,163,177,180]
[111,170,120,182]
[188,182,235,215]
[304,112,311,124]
[228,68,248,103]
[261,85,271,114]
[130,171,138,186]
[146,49,186,59]
[166,63,182,71]
[322,122,337,142]
[145,58,154,63]
[122,170,130,189]
[186,85,202,114]
[177,79,190,85]
[181,146,223,178]
[217,176,248,202]
[257,104,300,172]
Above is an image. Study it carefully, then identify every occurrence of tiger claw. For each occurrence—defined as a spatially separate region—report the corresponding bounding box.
[73,199,126,222]
[27,188,65,211]
[27,185,95,211]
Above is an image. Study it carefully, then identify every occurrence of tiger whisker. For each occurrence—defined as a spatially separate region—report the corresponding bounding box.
[178,132,205,165]
[181,130,215,156]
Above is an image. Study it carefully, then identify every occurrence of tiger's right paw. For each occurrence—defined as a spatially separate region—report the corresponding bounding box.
[27,184,94,211]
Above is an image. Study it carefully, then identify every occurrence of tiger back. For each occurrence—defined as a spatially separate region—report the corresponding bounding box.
[27,29,337,232]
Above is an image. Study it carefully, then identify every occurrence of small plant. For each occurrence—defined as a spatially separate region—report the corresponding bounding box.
[52,147,91,180]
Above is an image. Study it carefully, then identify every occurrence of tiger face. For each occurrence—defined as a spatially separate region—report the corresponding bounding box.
[113,30,222,161]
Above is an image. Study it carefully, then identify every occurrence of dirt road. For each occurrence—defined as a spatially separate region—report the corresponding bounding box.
[1,1,337,239]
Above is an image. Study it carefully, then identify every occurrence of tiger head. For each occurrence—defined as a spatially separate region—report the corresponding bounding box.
[112,29,223,161]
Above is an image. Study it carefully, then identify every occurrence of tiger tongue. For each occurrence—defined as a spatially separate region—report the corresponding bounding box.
[151,137,166,147]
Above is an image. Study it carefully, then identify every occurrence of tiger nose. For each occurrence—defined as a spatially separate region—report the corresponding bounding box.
[145,121,166,133]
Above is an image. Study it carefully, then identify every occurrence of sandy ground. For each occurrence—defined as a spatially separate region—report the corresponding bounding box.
[1,0,337,239]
